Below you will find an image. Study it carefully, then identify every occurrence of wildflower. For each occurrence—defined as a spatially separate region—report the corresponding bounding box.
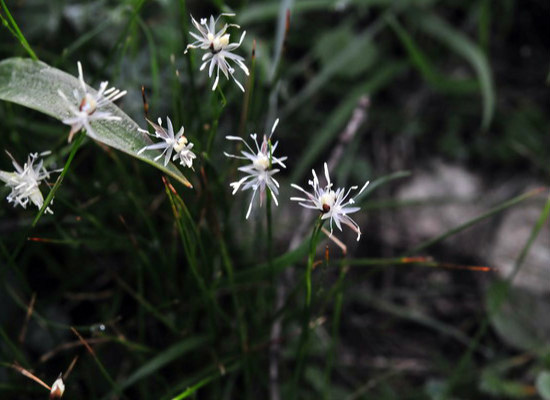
[224,119,287,219]
[291,162,369,241]
[185,13,249,92]
[49,374,65,399]
[58,61,127,142]
[0,151,59,214]
[137,117,196,169]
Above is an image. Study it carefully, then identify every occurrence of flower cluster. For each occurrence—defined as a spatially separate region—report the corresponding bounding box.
[0,151,59,213]
[138,117,196,169]
[224,119,287,219]
[58,61,126,142]
[185,13,249,92]
[291,163,370,241]
[2,15,377,399]
[3,13,371,244]
[2,61,128,213]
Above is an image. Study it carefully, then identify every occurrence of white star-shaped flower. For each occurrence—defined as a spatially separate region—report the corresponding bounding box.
[291,163,369,241]
[137,117,196,169]
[0,151,59,214]
[58,61,127,142]
[224,119,287,219]
[185,13,249,92]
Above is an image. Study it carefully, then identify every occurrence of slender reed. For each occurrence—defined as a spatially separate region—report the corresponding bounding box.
[293,217,324,395]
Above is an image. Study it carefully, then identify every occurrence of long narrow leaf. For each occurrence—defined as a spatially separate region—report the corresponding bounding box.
[109,337,209,397]
[414,13,496,129]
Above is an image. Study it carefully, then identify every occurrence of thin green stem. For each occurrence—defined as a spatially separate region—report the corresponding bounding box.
[101,0,145,75]
[0,326,28,367]
[170,364,232,400]
[293,217,324,395]
[509,193,550,281]
[406,187,545,255]
[33,133,84,228]
[72,327,122,396]
[206,87,226,155]
[137,16,160,108]
[164,184,229,327]
[306,219,323,308]
[218,236,252,396]
[113,274,180,335]
[206,117,219,156]
[59,18,112,64]
[324,260,347,399]
[238,43,256,136]
[0,0,38,60]
[179,0,202,123]
[216,85,227,107]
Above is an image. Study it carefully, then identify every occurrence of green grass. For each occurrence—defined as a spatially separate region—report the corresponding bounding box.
[0,0,549,399]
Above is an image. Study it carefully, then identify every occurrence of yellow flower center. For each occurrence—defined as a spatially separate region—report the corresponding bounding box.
[253,154,270,171]
[212,34,230,51]
[174,136,188,153]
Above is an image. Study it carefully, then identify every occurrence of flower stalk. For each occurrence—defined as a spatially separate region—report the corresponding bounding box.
[238,40,257,137]
[206,87,226,156]
[293,216,324,392]
[324,259,348,399]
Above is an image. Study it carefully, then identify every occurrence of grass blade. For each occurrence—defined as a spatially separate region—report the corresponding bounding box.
[406,188,544,255]
[115,337,209,395]
[386,14,478,94]
[289,61,406,182]
[414,12,496,129]
[0,0,38,60]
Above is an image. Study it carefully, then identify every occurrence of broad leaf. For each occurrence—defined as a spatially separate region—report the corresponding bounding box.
[0,57,192,187]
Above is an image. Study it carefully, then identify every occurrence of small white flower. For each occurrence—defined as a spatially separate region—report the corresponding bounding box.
[0,151,59,214]
[50,374,65,398]
[137,117,196,169]
[291,163,369,241]
[58,61,127,142]
[224,119,287,219]
[185,13,249,92]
